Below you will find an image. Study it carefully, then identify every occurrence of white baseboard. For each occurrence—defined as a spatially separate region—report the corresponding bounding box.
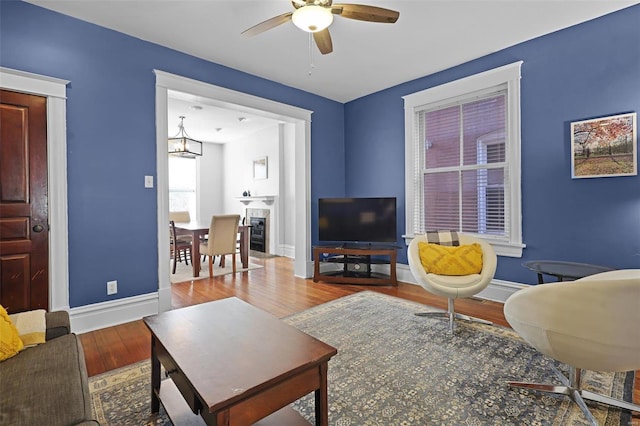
[396,263,526,303]
[70,262,526,334]
[475,279,526,303]
[278,244,295,259]
[69,293,159,334]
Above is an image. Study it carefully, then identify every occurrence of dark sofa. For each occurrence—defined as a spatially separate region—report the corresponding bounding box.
[0,311,98,425]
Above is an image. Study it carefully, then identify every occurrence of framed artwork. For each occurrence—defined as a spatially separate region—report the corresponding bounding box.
[253,156,268,179]
[571,112,637,179]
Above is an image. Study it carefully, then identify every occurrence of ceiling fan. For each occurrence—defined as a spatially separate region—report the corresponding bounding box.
[241,0,399,55]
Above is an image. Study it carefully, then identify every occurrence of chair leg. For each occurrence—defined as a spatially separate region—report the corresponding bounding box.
[507,366,639,426]
[208,255,213,278]
[415,298,492,333]
[170,246,177,274]
[232,253,236,273]
[179,248,188,265]
[582,389,640,413]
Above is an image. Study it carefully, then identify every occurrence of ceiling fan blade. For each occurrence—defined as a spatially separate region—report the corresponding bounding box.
[313,29,333,55]
[241,12,293,37]
[331,4,399,23]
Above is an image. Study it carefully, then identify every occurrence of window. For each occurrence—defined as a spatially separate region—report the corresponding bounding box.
[168,156,196,219]
[404,62,524,257]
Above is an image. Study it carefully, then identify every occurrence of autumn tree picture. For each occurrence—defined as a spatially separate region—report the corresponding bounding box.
[571,112,637,178]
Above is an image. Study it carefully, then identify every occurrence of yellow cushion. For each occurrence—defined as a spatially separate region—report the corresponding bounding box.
[0,305,24,361]
[418,242,484,276]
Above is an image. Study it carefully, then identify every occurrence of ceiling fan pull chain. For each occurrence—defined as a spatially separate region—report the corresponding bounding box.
[308,32,315,76]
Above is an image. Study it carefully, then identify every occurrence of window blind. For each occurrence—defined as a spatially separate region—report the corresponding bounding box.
[414,91,509,240]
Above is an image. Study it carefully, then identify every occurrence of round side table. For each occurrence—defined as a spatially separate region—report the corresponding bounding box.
[522,260,615,284]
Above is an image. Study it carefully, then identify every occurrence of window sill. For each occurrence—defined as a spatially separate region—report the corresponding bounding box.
[403,234,525,258]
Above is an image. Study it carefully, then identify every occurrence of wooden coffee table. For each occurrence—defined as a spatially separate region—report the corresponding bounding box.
[143,298,337,426]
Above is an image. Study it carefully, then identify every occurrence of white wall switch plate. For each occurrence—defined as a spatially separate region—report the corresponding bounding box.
[144,175,154,188]
[107,280,118,295]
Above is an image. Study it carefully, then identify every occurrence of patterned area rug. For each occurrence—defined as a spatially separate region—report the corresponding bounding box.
[90,361,169,425]
[88,291,633,425]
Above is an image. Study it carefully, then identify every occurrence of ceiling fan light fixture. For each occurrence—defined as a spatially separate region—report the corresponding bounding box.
[292,5,333,33]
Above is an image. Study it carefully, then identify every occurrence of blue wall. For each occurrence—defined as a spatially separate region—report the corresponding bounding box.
[344,5,640,283]
[1,1,345,307]
[1,2,638,308]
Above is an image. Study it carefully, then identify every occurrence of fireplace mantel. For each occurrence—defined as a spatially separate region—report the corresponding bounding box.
[237,196,275,206]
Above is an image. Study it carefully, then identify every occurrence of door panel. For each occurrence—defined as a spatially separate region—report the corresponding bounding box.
[0,89,48,313]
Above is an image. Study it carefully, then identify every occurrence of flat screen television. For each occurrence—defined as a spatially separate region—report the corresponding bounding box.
[318,197,397,244]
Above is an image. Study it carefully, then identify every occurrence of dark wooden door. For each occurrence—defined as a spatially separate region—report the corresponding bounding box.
[0,89,49,313]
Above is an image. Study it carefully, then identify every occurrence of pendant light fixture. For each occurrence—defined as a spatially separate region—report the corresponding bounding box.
[168,116,202,157]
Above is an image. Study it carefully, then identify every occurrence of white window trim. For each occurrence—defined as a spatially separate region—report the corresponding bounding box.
[403,61,525,257]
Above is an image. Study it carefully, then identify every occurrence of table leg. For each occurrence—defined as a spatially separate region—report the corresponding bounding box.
[537,273,544,284]
[240,227,249,269]
[151,336,161,413]
[191,231,201,278]
[314,362,329,426]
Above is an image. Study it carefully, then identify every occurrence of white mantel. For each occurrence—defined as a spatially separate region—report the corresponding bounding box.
[237,196,276,206]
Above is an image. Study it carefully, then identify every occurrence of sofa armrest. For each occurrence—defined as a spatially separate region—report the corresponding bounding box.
[45,310,71,340]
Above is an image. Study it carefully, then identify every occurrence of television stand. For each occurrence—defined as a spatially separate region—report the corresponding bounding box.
[313,245,398,286]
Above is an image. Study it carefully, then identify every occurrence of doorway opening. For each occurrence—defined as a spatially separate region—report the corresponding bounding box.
[154,71,313,312]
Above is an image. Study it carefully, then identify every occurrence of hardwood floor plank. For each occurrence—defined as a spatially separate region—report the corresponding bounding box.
[78,333,104,377]
[79,256,638,424]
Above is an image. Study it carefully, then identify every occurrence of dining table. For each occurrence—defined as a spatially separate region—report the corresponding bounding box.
[174,221,251,278]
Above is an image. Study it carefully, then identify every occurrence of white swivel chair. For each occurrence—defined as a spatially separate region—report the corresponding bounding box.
[504,269,640,425]
[407,232,497,332]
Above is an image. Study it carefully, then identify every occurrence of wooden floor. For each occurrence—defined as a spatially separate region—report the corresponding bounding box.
[79,256,639,423]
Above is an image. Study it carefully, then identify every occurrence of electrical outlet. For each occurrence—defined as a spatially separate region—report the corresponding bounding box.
[107,280,118,295]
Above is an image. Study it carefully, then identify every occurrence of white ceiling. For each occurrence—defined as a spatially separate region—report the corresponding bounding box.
[25,0,639,141]
[168,91,280,143]
[25,0,638,104]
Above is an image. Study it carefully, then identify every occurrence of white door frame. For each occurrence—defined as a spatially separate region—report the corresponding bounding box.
[154,71,313,312]
[0,67,70,312]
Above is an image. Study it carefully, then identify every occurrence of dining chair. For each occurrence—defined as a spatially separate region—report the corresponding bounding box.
[200,215,241,276]
[169,220,192,274]
[169,211,190,222]
[169,211,194,240]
